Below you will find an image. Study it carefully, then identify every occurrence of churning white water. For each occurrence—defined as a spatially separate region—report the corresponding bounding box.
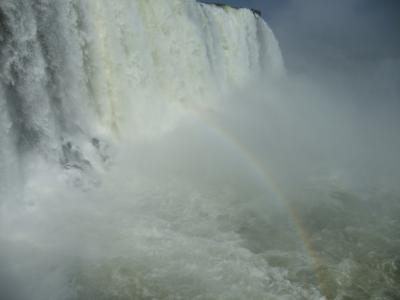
[1,1,399,300]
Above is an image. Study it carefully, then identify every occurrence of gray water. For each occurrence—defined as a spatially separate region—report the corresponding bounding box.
[0,1,399,299]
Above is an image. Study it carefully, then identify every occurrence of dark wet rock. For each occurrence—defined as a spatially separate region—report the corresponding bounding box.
[91,137,110,162]
[60,140,91,170]
[91,137,100,149]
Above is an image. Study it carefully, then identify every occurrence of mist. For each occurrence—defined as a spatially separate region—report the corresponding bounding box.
[1,1,400,300]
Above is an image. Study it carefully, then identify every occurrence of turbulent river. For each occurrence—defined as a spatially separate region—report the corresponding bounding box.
[0,1,399,299]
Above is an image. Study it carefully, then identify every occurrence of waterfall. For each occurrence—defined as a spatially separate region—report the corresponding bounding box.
[2,2,399,300]
[0,0,283,165]
[0,2,335,300]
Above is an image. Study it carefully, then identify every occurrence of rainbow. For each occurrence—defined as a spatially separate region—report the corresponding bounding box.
[193,109,333,299]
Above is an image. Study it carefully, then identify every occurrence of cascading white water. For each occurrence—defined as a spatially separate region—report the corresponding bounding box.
[0,1,305,300]
[2,1,399,300]
[0,0,283,158]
